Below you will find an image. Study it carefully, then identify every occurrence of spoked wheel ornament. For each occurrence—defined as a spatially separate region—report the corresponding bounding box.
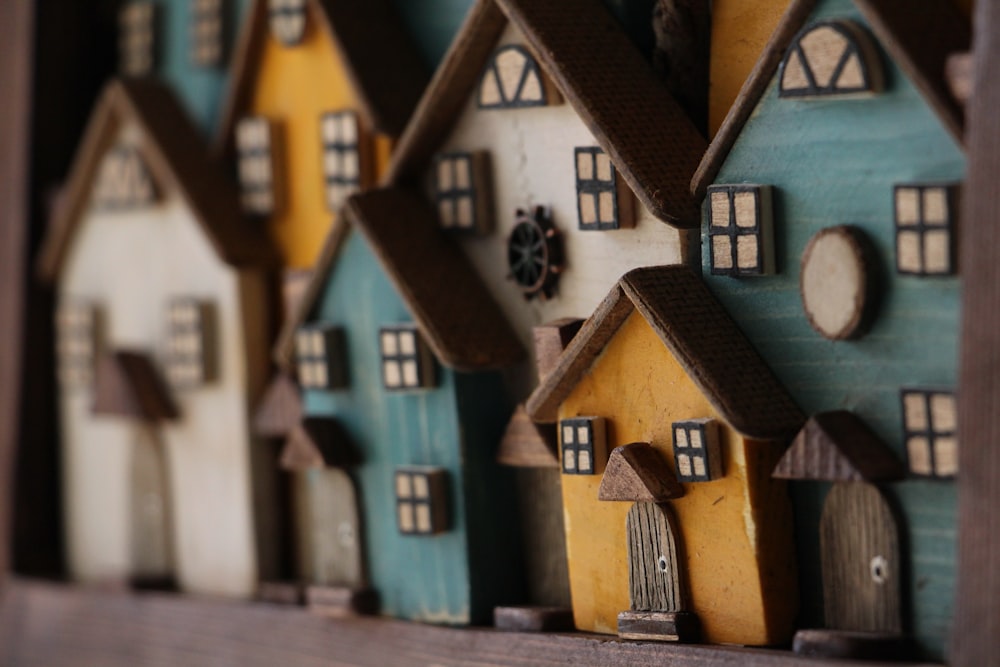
[507,206,564,301]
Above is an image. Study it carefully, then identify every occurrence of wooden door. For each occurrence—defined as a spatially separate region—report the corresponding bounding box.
[294,467,363,588]
[820,481,902,634]
[627,502,684,612]
[129,425,173,580]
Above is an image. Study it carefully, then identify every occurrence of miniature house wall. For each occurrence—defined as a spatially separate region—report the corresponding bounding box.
[693,0,968,658]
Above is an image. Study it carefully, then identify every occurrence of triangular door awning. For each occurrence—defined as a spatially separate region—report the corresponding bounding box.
[497,404,559,468]
[280,417,358,471]
[92,350,179,422]
[599,442,684,502]
[773,410,904,482]
[253,372,302,438]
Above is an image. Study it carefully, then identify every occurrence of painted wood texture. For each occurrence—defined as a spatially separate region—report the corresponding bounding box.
[558,310,796,644]
[708,0,793,136]
[953,0,1000,663]
[433,22,689,391]
[302,230,523,623]
[57,119,271,597]
[820,482,901,634]
[627,502,684,612]
[293,468,363,588]
[129,426,174,581]
[0,579,947,667]
[701,0,963,656]
[234,1,392,268]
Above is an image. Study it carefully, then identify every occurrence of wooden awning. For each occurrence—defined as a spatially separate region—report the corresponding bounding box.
[599,443,684,502]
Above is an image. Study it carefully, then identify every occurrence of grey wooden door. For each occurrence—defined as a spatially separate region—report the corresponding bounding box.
[130,425,173,579]
[627,502,683,612]
[295,467,364,588]
[820,481,902,634]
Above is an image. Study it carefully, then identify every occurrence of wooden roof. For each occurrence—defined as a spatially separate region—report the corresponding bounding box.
[92,350,179,422]
[691,0,969,199]
[252,372,302,438]
[526,265,805,440]
[773,410,905,482]
[598,443,684,502]
[383,0,707,228]
[274,187,525,372]
[38,79,274,283]
[214,0,429,158]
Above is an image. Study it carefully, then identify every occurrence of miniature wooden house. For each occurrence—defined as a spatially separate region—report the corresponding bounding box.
[37,79,276,597]
[214,0,428,269]
[526,265,804,645]
[691,0,968,658]
[271,187,526,624]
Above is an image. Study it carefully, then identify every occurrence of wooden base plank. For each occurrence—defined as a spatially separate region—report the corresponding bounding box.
[493,606,574,632]
[258,581,304,606]
[617,610,701,643]
[305,585,378,618]
[792,629,914,661]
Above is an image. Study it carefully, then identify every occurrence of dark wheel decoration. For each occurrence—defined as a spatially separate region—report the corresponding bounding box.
[507,206,564,300]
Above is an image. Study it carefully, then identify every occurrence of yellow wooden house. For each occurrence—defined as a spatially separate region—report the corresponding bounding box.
[526,265,805,646]
[215,0,429,269]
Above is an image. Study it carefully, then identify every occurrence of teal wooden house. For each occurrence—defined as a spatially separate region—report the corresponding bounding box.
[273,188,526,624]
[691,0,968,660]
[117,0,251,133]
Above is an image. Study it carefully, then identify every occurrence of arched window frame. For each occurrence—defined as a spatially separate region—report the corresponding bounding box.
[779,20,882,98]
[477,44,559,109]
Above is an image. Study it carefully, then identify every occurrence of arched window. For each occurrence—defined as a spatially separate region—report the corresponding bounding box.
[478,45,552,109]
[779,21,881,98]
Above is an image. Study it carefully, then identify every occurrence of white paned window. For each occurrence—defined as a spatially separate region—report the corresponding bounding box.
[672,418,723,482]
[268,0,306,46]
[93,145,158,210]
[236,116,278,215]
[295,325,347,390]
[895,184,957,276]
[120,1,158,76]
[395,467,448,535]
[575,146,625,230]
[379,325,433,391]
[902,389,957,478]
[780,21,880,97]
[166,299,213,388]
[560,416,606,476]
[707,184,774,276]
[320,111,362,211]
[56,301,100,389]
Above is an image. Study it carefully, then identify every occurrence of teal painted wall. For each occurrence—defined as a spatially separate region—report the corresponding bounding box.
[303,230,522,624]
[702,0,963,659]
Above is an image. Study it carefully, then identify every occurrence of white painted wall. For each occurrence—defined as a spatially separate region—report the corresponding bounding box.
[433,23,688,392]
[58,121,267,598]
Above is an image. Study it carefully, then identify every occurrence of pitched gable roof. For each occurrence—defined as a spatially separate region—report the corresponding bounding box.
[92,350,179,422]
[38,79,274,282]
[214,0,429,158]
[384,0,707,228]
[773,410,905,481]
[691,0,969,199]
[253,372,302,438]
[275,187,525,372]
[526,265,804,440]
[598,442,684,502]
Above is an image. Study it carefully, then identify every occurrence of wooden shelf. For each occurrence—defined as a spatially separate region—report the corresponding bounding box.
[0,578,941,667]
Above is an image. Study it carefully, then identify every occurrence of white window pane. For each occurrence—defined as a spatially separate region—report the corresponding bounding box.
[563,448,576,471]
[402,360,419,387]
[897,231,923,273]
[416,504,432,533]
[710,192,731,228]
[398,503,415,532]
[398,331,416,355]
[733,191,758,228]
[437,159,453,191]
[934,436,958,476]
[896,188,920,226]
[693,455,706,477]
[903,393,928,430]
[439,200,455,228]
[677,453,692,477]
[395,473,412,498]
[595,152,612,182]
[383,360,401,388]
[923,230,951,274]
[412,474,429,499]
[907,437,932,475]
[454,158,471,189]
[689,428,703,448]
[737,235,760,269]
[381,331,398,355]
[310,331,325,356]
[579,193,597,225]
[578,449,592,473]
[312,362,328,388]
[712,236,733,270]
[456,197,474,228]
[562,425,574,445]
[930,393,957,432]
[577,425,589,444]
[576,151,593,180]
[342,151,360,180]
[339,114,358,144]
[923,188,948,225]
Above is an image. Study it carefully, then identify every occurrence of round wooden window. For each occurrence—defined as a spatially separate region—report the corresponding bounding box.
[507,207,563,300]
[799,226,873,340]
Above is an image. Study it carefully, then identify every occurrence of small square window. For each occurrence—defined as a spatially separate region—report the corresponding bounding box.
[706,185,775,276]
[379,325,434,391]
[672,418,723,482]
[56,301,101,389]
[575,147,632,230]
[191,0,226,67]
[560,416,607,475]
[320,111,363,211]
[395,467,448,535]
[894,184,958,276]
[902,388,957,478]
[269,0,306,46]
[166,299,215,388]
[295,325,347,390]
[236,116,280,215]
[433,151,492,234]
[120,2,158,76]
[93,145,158,210]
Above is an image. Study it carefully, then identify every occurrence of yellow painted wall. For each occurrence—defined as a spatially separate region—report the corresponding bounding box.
[558,311,798,645]
[709,0,793,137]
[248,3,392,268]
